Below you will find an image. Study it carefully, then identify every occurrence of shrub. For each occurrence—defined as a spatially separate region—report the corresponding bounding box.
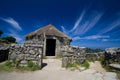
[4,60,13,67]
[81,60,90,69]
[100,53,105,67]
[65,60,90,70]
[0,61,13,72]
[27,61,39,71]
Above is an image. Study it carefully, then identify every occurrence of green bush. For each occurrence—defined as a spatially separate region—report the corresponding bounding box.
[0,61,13,72]
[100,53,105,65]
[66,60,90,70]
[4,61,13,67]
[0,60,40,72]
[81,60,90,69]
[27,61,39,71]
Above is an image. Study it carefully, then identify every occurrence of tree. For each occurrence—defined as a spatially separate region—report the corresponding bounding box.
[0,30,3,37]
[3,36,16,43]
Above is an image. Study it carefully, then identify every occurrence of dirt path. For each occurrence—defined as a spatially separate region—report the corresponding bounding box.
[89,61,106,72]
[0,59,117,80]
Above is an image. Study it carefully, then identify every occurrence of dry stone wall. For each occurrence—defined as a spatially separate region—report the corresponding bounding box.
[62,46,86,67]
[102,48,120,74]
[9,44,43,68]
[104,48,120,64]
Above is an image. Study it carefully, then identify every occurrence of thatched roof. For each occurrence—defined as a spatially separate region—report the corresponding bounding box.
[25,24,71,40]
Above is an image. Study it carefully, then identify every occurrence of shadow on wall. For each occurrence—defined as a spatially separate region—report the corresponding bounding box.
[0,49,9,62]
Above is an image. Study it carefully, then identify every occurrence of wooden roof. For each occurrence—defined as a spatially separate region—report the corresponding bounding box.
[25,24,71,40]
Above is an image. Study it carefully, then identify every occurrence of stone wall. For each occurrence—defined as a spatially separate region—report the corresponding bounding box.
[104,48,120,64]
[62,46,86,67]
[9,44,43,68]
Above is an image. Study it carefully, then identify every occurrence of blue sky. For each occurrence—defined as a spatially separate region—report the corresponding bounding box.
[0,0,120,49]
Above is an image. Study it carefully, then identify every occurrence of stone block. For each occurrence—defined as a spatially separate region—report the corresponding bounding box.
[20,60,28,64]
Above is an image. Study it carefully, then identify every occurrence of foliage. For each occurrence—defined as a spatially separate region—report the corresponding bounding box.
[81,60,90,69]
[86,54,97,62]
[0,60,40,72]
[66,63,79,69]
[2,36,16,43]
[12,58,19,68]
[66,60,89,70]
[100,53,105,67]
[0,61,13,72]
[4,60,13,67]
[86,48,103,53]
[27,61,39,71]
[100,53,116,72]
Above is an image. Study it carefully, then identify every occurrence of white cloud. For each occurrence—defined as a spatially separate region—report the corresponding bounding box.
[72,36,80,41]
[0,17,22,31]
[61,26,69,35]
[81,12,104,34]
[9,33,22,42]
[99,18,120,34]
[7,29,23,43]
[74,12,104,35]
[81,35,110,40]
[102,39,109,42]
[70,9,86,32]
[102,39,120,42]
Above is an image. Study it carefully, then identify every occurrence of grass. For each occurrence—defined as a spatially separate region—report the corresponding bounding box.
[81,60,90,69]
[0,61,14,72]
[27,61,40,71]
[65,60,90,70]
[100,53,120,79]
[0,60,40,72]
[66,63,79,70]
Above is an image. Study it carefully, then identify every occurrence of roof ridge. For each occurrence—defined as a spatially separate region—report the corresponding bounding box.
[26,24,71,40]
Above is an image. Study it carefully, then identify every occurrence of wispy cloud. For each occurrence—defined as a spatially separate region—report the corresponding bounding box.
[72,35,110,41]
[0,17,22,31]
[74,12,104,35]
[61,26,67,34]
[72,36,80,41]
[81,35,110,40]
[99,19,120,34]
[102,39,120,42]
[98,15,120,34]
[70,9,86,32]
[8,29,23,42]
[81,12,103,34]
[61,10,104,41]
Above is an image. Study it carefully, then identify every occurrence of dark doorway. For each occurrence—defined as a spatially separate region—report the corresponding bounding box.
[46,39,56,56]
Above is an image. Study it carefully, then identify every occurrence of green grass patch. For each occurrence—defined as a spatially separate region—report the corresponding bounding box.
[0,60,40,72]
[0,61,14,72]
[65,60,90,70]
[66,63,79,69]
[27,61,40,71]
[80,60,90,69]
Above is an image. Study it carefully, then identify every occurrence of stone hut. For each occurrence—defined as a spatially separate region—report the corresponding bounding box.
[25,24,72,57]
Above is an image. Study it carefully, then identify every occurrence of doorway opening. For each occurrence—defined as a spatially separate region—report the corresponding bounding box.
[46,39,56,56]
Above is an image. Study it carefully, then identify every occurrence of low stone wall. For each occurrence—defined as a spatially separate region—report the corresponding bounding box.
[62,46,86,67]
[9,44,43,68]
[104,48,120,64]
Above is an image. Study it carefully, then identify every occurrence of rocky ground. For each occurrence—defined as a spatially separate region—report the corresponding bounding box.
[0,59,118,80]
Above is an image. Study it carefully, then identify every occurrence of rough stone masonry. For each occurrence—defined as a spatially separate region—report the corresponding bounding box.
[9,44,43,68]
